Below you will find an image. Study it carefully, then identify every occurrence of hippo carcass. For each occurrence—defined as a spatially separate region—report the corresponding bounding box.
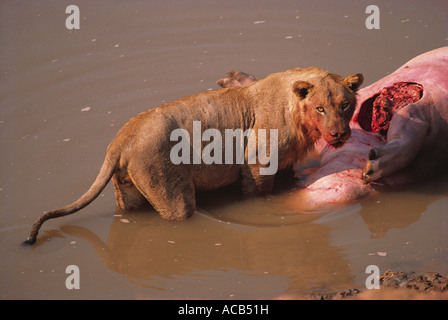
[218,47,448,211]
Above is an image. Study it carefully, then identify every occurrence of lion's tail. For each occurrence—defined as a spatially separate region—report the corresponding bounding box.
[24,149,120,245]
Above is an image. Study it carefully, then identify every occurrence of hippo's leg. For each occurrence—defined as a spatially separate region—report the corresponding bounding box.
[363,104,429,183]
[216,70,256,88]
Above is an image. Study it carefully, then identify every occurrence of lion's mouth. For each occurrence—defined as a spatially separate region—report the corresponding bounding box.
[329,140,345,148]
[324,132,350,149]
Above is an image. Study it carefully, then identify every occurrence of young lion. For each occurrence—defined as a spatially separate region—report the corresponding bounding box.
[25,67,363,244]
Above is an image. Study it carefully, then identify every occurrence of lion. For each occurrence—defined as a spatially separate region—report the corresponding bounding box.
[25,67,363,244]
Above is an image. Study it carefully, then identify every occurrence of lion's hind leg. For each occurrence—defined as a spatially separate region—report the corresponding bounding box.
[126,163,197,221]
[112,171,148,210]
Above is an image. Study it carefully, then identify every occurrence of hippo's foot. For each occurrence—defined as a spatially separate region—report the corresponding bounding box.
[216,70,256,88]
[363,148,381,184]
[362,162,372,184]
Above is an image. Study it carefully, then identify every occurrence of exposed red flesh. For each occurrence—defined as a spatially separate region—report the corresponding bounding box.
[357,82,423,135]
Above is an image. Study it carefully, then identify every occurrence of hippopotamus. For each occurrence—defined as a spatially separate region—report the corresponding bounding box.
[218,47,448,211]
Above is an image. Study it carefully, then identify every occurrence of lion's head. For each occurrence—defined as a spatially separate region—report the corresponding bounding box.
[291,68,364,148]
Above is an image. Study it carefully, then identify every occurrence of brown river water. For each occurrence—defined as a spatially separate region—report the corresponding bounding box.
[1,0,447,299]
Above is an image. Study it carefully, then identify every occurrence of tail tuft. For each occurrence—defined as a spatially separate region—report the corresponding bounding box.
[23,236,36,245]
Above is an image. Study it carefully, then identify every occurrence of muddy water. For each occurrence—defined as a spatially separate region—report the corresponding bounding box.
[1,0,447,299]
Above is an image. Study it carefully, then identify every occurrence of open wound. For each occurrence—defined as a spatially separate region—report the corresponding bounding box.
[357,82,423,136]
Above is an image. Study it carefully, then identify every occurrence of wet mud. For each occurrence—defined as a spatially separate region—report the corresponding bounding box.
[301,270,448,300]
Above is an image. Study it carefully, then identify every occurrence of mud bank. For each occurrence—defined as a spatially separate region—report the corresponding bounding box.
[306,271,448,300]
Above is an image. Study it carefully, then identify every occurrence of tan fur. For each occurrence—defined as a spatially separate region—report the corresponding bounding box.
[25,67,362,244]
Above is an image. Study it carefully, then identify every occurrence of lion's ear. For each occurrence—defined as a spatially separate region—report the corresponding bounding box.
[293,81,314,100]
[344,73,364,92]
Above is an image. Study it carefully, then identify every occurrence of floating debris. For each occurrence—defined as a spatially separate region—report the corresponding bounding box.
[368,251,388,256]
[80,106,91,112]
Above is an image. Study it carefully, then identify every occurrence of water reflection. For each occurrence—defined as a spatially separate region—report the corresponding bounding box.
[32,172,445,297]
[57,206,351,294]
[358,174,448,238]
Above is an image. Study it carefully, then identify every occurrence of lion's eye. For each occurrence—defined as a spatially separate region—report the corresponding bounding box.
[316,106,325,113]
[341,103,350,110]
